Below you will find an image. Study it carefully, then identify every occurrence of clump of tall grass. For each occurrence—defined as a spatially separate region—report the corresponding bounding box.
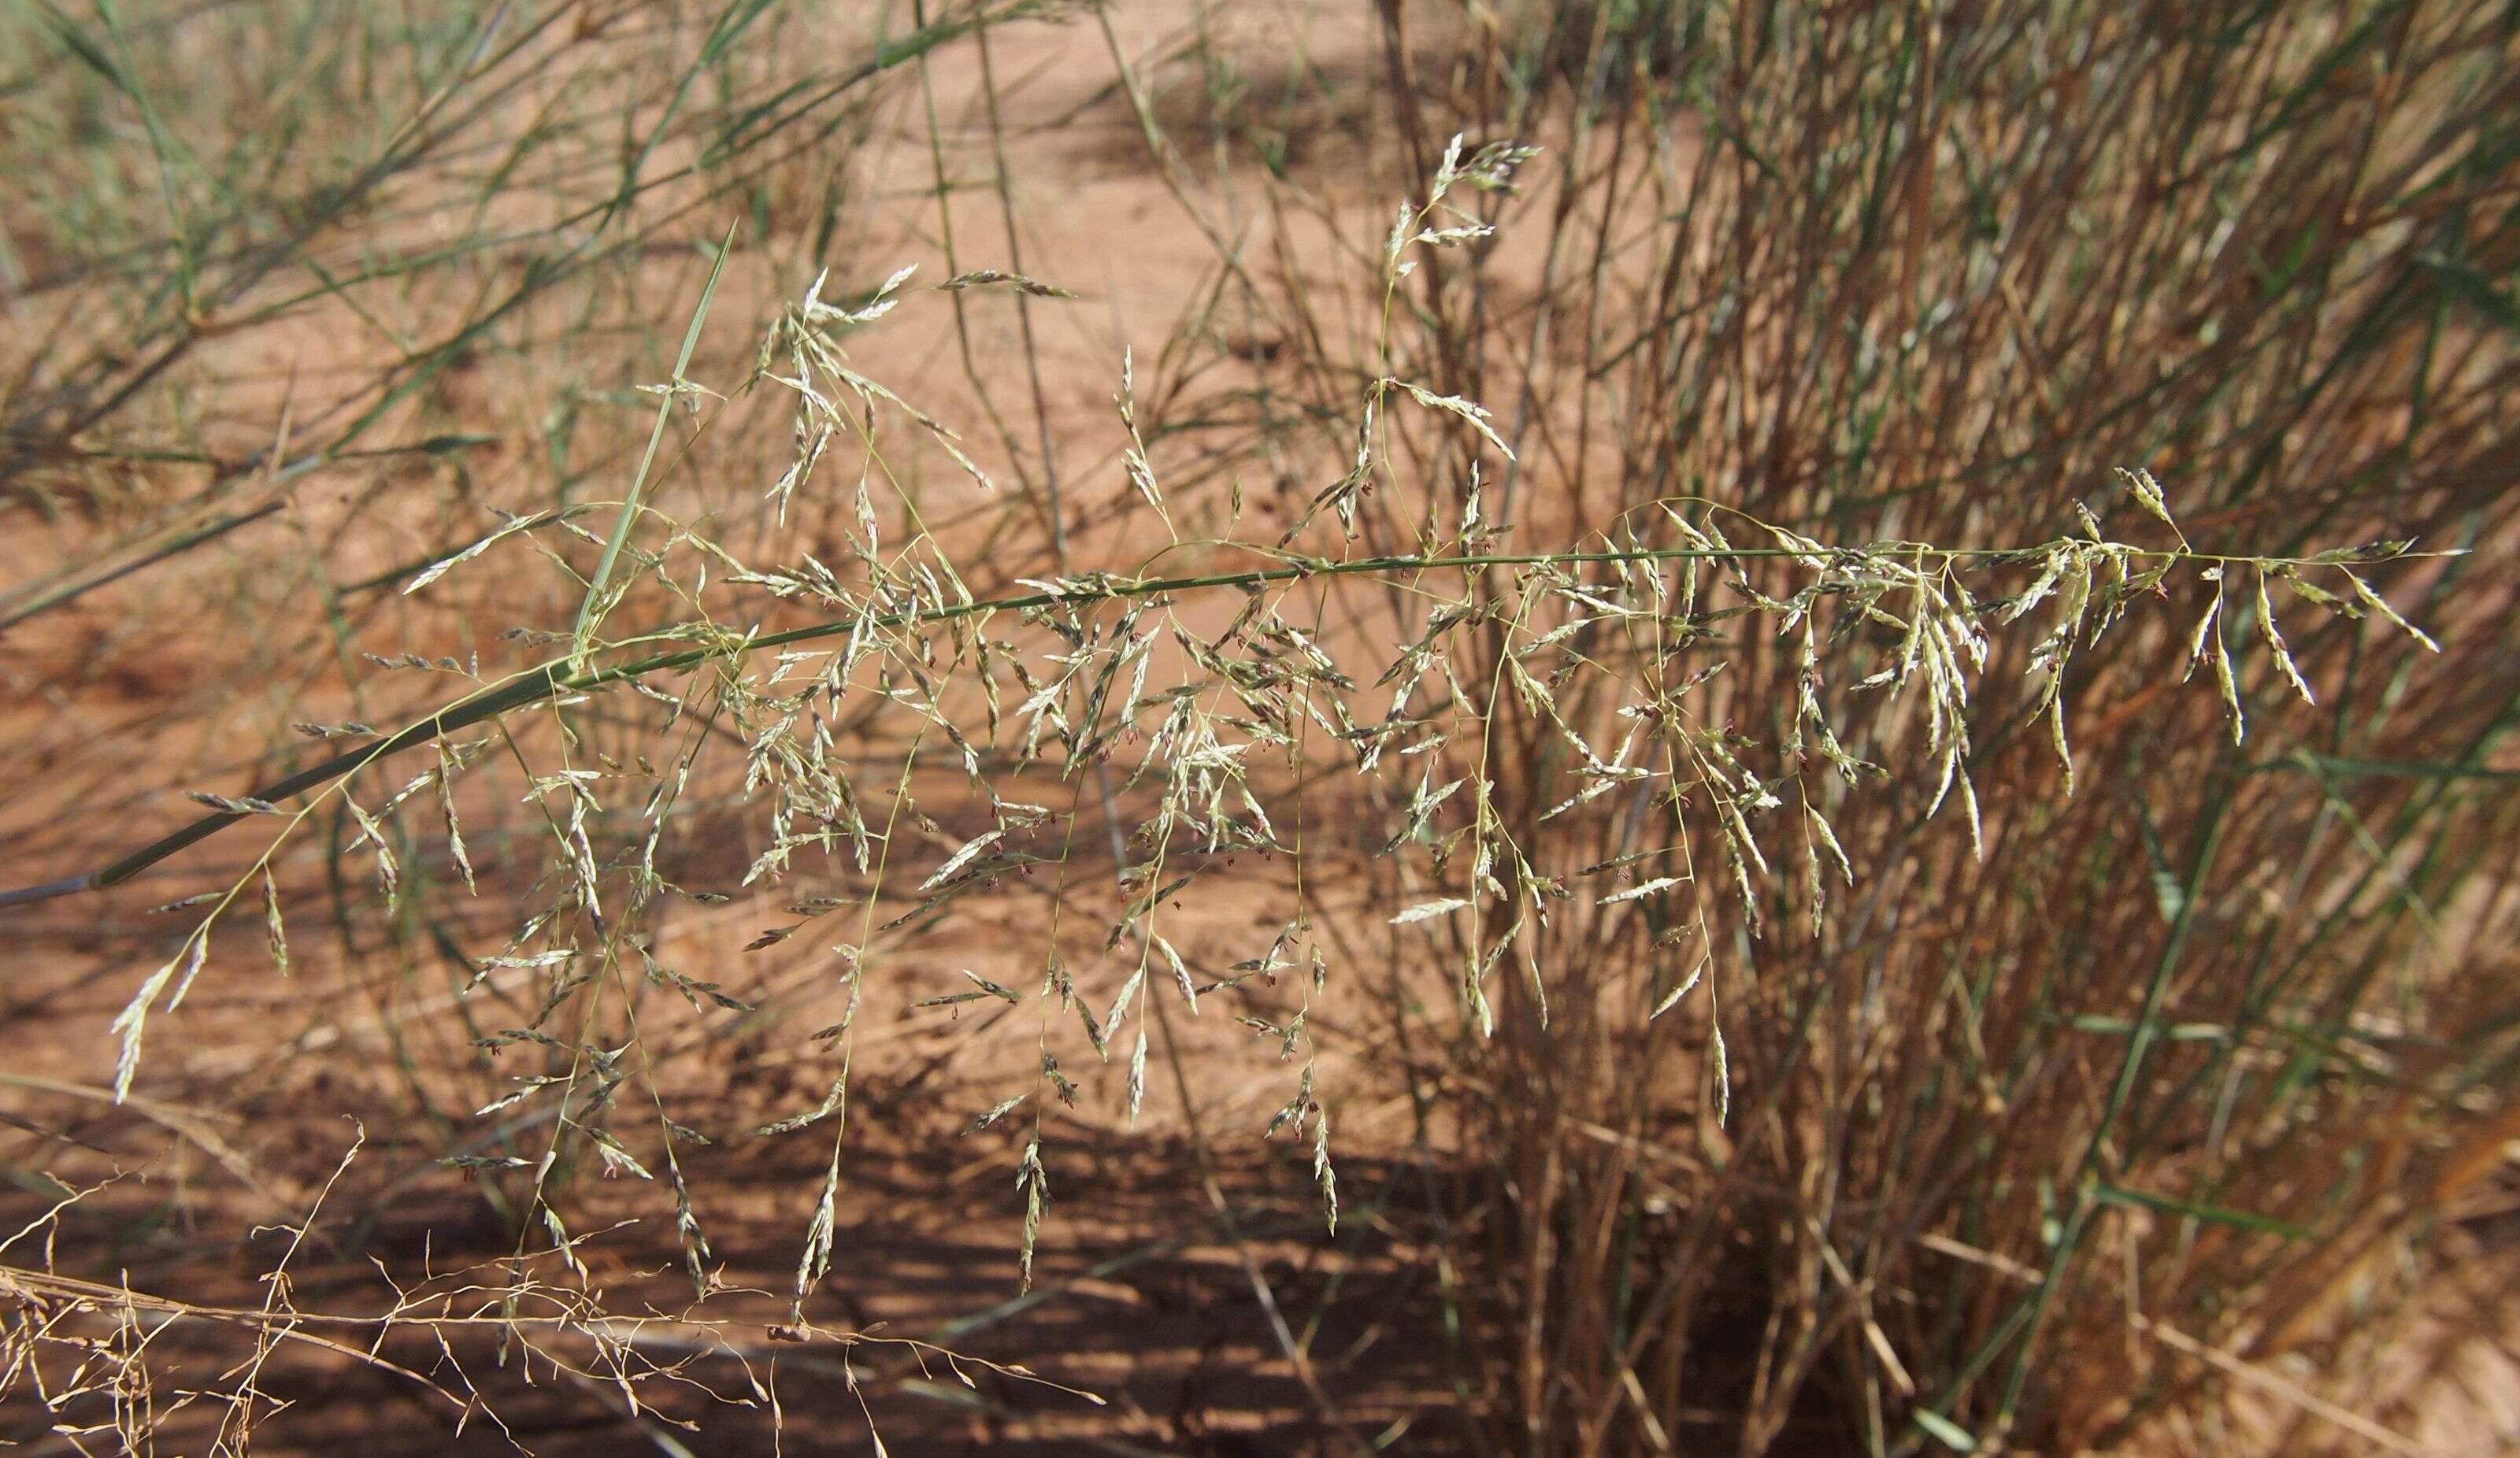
[1081,0,2520,1450]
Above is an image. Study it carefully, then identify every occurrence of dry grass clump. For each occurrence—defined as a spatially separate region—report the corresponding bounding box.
[3,1,2515,1454]
[1081,0,2520,1450]
[1274,2,2520,1452]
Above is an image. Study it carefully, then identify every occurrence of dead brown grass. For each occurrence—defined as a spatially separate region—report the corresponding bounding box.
[3,2,2515,1456]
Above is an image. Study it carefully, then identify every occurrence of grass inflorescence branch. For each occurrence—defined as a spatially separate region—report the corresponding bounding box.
[0,536,2417,909]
